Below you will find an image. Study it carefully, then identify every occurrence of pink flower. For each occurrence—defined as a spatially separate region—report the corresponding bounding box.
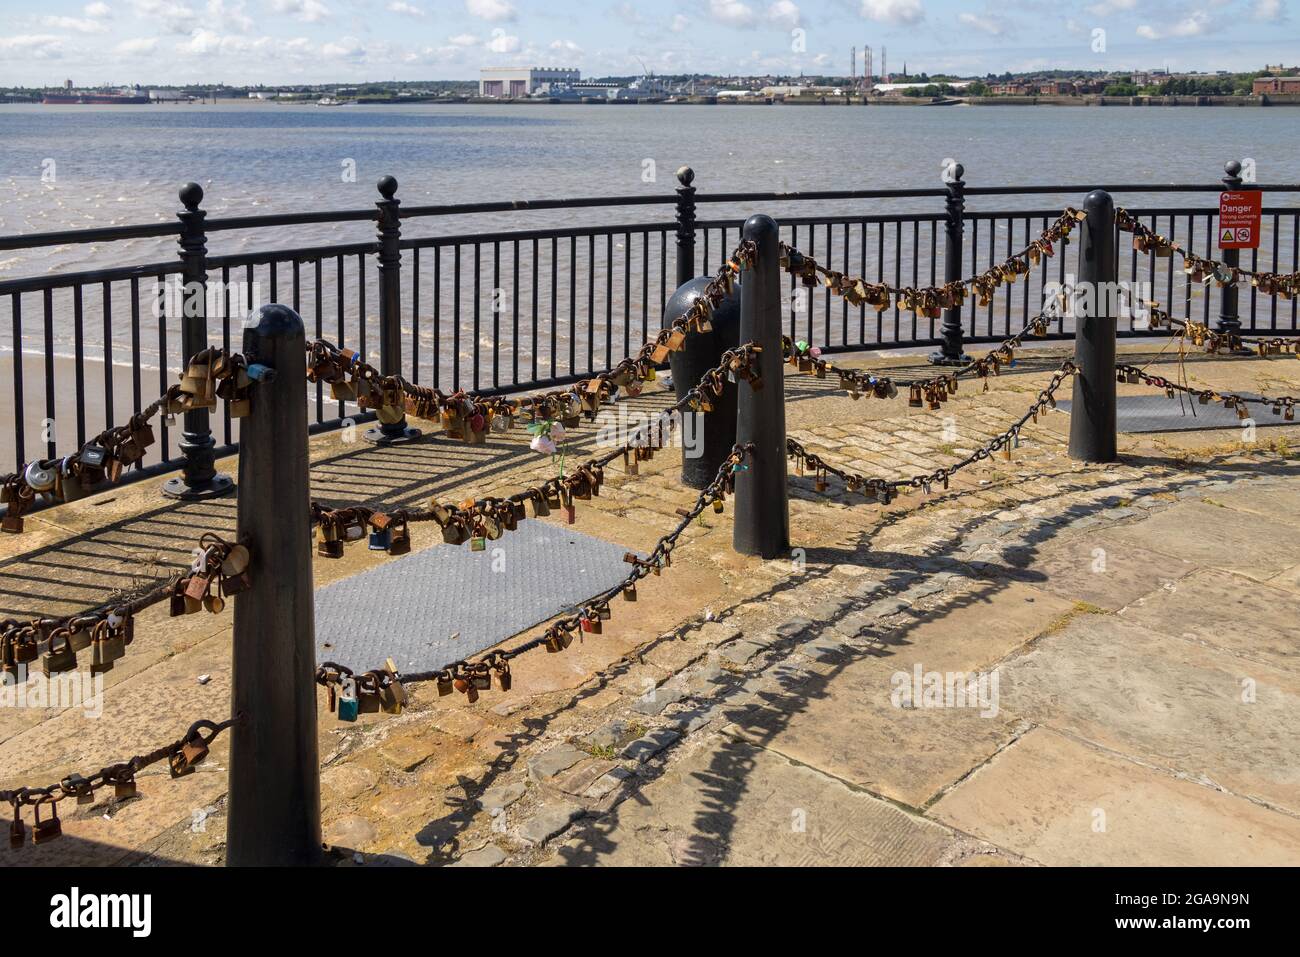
[531,434,557,455]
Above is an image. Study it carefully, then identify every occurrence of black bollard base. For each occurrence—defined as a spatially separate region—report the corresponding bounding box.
[927,350,970,367]
[363,420,422,445]
[161,472,234,500]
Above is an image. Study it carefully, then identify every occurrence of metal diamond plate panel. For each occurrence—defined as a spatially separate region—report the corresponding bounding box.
[314,522,637,673]
[1056,395,1291,434]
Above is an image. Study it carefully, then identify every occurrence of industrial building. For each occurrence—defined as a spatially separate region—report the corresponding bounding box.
[478,67,580,98]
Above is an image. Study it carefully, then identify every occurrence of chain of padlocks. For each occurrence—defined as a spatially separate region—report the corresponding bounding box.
[3,716,239,848]
[7,214,1300,850]
[1117,208,1300,297]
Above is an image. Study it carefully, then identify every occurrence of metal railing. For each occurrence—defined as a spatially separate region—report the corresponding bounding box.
[1,162,1297,499]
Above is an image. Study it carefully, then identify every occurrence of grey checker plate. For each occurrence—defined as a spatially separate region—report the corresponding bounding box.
[314,522,636,672]
[1056,394,1292,434]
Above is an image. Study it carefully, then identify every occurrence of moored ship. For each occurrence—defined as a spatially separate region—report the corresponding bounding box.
[42,90,151,105]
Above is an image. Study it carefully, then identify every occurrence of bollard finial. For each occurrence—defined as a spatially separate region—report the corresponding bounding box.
[243,302,305,339]
[676,166,695,187]
[377,175,398,199]
[179,182,204,211]
[1224,160,1242,178]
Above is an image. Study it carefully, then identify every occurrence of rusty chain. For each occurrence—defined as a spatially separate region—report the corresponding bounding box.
[3,714,240,849]
[314,444,754,712]
[788,360,1078,503]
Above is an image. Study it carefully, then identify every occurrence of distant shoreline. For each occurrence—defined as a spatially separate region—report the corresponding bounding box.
[6,94,1298,108]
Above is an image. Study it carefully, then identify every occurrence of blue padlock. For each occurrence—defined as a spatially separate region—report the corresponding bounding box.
[368,527,392,551]
[337,680,359,722]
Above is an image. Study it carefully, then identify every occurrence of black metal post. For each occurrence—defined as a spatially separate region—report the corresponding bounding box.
[1068,189,1118,463]
[1215,160,1253,350]
[675,166,697,289]
[930,162,969,365]
[364,175,420,445]
[227,303,322,867]
[666,276,740,489]
[162,183,232,500]
[734,214,790,558]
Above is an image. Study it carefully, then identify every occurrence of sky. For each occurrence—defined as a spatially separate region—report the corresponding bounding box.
[0,0,1294,86]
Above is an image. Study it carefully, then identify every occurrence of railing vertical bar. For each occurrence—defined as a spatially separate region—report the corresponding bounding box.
[223,266,232,444]
[412,246,421,384]
[335,255,344,418]
[640,229,648,344]
[1202,214,1212,324]
[1292,213,1298,329]
[270,261,278,303]
[512,240,520,384]
[842,222,850,346]
[1021,218,1029,328]
[155,274,168,460]
[703,228,710,277]
[824,222,832,344]
[876,222,884,342]
[808,223,817,344]
[491,241,499,389]
[433,245,441,389]
[314,260,323,423]
[860,221,868,345]
[788,224,797,338]
[1269,213,1279,329]
[130,277,142,416]
[985,216,995,332]
[1055,217,1066,334]
[912,219,920,341]
[531,238,539,382]
[933,220,941,339]
[569,235,576,374]
[101,281,114,432]
[73,285,86,447]
[1002,218,1011,335]
[606,232,613,369]
[550,237,557,379]
[10,293,23,470]
[967,218,978,333]
[1164,217,1176,329]
[1183,216,1195,320]
[43,288,56,459]
[453,244,462,390]
[357,253,367,366]
[622,231,630,361]
[659,229,667,322]
[588,234,596,374]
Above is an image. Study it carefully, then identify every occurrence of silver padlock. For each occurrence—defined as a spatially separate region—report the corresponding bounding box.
[23,460,56,494]
[80,443,108,469]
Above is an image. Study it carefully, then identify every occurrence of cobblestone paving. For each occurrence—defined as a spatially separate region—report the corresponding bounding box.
[5,345,1300,867]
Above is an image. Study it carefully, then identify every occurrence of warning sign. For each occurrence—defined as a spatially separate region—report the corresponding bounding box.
[1218,190,1262,249]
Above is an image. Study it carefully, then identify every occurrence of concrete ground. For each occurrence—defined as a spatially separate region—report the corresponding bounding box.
[2,341,1298,867]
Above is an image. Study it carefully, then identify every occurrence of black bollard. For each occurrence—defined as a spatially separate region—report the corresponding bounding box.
[227,304,323,867]
[1068,189,1118,463]
[666,276,740,489]
[733,214,790,559]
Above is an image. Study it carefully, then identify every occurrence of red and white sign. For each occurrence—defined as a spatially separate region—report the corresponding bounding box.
[1218,190,1262,250]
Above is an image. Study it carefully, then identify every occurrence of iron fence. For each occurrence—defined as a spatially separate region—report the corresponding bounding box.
[1,164,1297,499]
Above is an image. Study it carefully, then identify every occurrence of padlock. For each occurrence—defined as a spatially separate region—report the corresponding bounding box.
[23,461,57,494]
[61,773,95,806]
[169,730,209,777]
[378,660,406,714]
[40,628,77,677]
[436,671,455,696]
[356,675,383,714]
[387,519,411,556]
[530,488,550,518]
[623,582,637,602]
[112,772,137,801]
[89,620,126,675]
[31,800,61,845]
[336,678,359,721]
[9,803,26,849]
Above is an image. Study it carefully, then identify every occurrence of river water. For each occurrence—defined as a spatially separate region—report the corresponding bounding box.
[0,102,1297,462]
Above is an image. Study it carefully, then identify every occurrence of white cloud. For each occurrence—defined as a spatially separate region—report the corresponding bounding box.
[1253,0,1285,19]
[958,12,1010,34]
[130,0,197,32]
[859,0,923,25]
[1087,0,1137,14]
[670,13,690,31]
[466,0,516,21]
[486,27,520,52]
[767,0,801,27]
[115,36,160,54]
[207,0,253,32]
[549,38,582,54]
[0,34,66,58]
[84,2,114,17]
[710,0,757,27]
[386,1,424,16]
[39,15,110,33]
[448,32,480,45]
[271,0,329,23]
[321,35,365,58]
[1136,11,1208,37]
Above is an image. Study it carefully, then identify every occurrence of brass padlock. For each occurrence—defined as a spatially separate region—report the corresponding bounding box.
[169,726,210,777]
[61,773,95,806]
[89,620,126,675]
[31,800,61,845]
[41,628,77,677]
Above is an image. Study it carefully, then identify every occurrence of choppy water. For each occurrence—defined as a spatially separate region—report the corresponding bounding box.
[0,101,1297,464]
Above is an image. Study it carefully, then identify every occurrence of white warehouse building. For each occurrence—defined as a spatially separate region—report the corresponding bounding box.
[479,66,580,98]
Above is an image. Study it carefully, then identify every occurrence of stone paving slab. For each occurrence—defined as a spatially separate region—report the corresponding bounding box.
[1118,567,1300,673]
[930,728,1300,866]
[1014,536,1199,612]
[551,738,965,866]
[1000,614,1300,816]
